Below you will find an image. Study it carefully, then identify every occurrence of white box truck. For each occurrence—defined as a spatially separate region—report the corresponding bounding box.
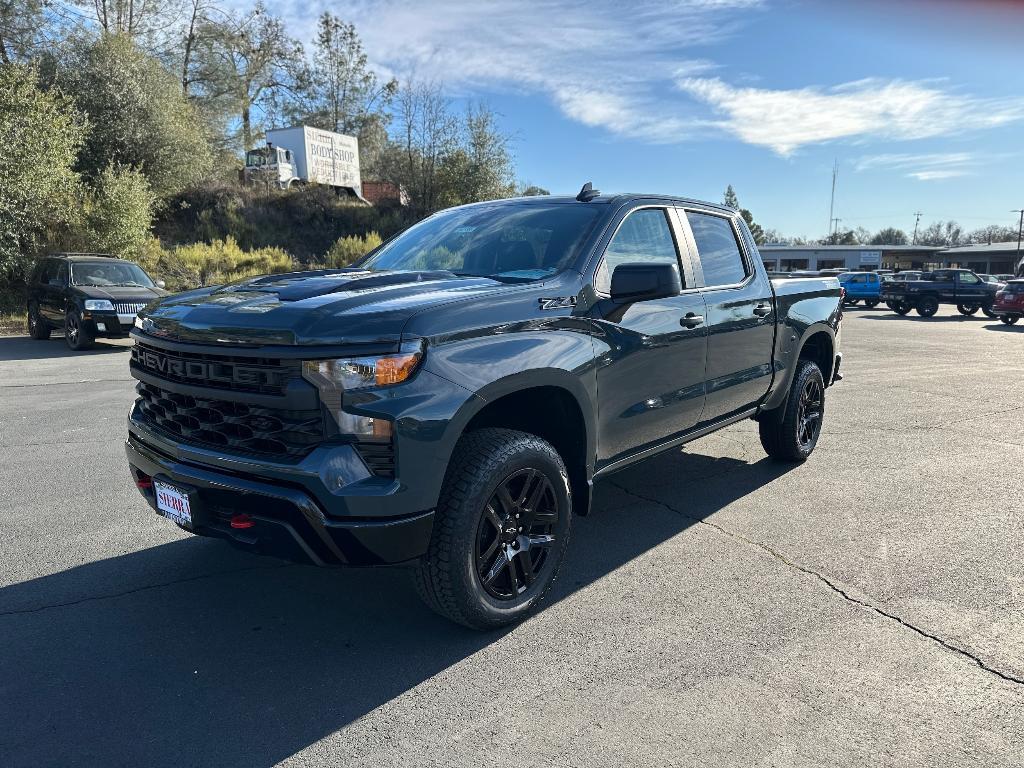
[243,126,362,197]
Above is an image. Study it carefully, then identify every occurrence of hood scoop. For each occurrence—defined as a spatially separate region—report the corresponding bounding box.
[224,269,458,302]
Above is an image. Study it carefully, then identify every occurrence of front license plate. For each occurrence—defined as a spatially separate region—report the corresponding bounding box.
[154,481,193,527]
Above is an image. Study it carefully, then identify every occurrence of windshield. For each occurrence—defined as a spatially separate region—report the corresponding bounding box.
[71,261,155,288]
[359,203,603,282]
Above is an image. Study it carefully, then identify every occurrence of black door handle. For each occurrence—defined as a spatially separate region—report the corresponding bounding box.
[753,303,771,317]
[680,312,704,328]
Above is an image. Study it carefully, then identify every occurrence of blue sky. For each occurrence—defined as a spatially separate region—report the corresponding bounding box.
[271,0,1023,238]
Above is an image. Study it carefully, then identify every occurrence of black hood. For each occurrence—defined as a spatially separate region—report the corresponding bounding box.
[137,269,516,346]
[76,284,169,302]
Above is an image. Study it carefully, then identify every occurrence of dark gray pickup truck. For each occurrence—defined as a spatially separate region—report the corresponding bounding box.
[125,187,843,629]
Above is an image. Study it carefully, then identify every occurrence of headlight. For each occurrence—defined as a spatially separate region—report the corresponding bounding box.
[84,299,114,311]
[302,340,424,435]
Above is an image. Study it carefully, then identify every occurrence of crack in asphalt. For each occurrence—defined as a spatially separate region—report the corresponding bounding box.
[610,481,1024,688]
[0,562,294,618]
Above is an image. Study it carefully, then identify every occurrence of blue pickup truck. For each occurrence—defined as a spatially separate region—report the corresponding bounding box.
[838,271,883,307]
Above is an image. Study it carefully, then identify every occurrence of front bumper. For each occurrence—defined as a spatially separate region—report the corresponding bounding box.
[126,428,434,566]
[84,311,134,337]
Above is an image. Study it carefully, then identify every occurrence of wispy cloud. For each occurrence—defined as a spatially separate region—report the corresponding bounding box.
[854,151,993,181]
[675,77,1024,155]
[272,0,1024,154]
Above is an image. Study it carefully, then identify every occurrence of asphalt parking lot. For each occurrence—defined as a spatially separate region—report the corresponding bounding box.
[1,306,1022,767]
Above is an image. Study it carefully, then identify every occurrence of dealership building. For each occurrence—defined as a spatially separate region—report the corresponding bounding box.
[760,241,1023,275]
[758,244,942,272]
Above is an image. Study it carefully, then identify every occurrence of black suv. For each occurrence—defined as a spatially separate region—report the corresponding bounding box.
[27,254,169,350]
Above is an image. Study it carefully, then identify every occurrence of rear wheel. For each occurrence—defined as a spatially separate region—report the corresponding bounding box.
[415,428,572,630]
[916,296,939,317]
[758,359,826,462]
[64,309,94,351]
[1001,315,1019,325]
[863,299,879,308]
[892,302,911,315]
[27,303,50,340]
[981,305,997,318]
[956,304,979,316]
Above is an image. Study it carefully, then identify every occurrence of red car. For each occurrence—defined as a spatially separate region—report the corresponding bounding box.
[993,279,1024,325]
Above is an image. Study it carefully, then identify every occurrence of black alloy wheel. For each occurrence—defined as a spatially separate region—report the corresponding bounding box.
[27,303,50,340]
[981,305,998,318]
[957,304,979,316]
[475,468,558,600]
[916,296,939,317]
[863,299,879,308]
[796,376,824,451]
[893,302,911,315]
[1000,315,1019,325]
[65,309,94,350]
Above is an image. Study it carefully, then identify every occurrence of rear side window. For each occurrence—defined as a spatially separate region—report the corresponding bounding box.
[595,208,680,294]
[686,212,749,287]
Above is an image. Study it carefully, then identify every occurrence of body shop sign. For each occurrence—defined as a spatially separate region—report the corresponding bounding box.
[306,130,360,189]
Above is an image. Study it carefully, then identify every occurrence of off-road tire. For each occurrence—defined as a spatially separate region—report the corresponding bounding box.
[758,359,825,462]
[414,428,572,630]
[64,309,94,351]
[1000,315,1019,325]
[916,296,939,317]
[893,302,911,315]
[27,303,50,340]
[981,305,997,319]
[863,299,879,308]
[957,304,979,316]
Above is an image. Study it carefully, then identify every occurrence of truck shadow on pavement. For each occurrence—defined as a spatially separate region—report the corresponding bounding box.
[0,335,130,361]
[0,448,793,768]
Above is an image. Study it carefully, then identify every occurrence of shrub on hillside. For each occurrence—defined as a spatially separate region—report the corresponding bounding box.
[139,237,295,291]
[325,232,382,267]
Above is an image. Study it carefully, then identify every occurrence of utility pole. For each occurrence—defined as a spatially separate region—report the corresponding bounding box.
[830,217,842,244]
[912,212,923,245]
[1014,209,1024,276]
[827,159,838,240]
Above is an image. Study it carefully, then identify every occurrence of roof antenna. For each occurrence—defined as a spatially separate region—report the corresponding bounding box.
[576,181,600,202]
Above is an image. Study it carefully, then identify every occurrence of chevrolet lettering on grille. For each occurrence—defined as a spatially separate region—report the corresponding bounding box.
[132,347,286,388]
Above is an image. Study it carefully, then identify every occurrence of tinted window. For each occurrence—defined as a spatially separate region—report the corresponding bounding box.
[595,208,680,294]
[686,212,748,287]
[362,203,602,282]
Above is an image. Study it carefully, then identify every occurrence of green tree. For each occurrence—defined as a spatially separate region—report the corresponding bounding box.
[722,185,764,244]
[301,14,396,136]
[0,64,85,284]
[190,3,304,150]
[0,0,43,63]
[520,185,550,196]
[439,103,516,206]
[58,34,212,198]
[870,227,907,245]
[80,164,156,257]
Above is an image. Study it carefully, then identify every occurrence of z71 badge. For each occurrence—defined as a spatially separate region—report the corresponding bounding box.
[538,296,577,310]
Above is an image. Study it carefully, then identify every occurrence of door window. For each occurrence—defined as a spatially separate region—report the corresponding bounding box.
[595,208,681,294]
[56,263,68,286]
[958,273,980,285]
[685,212,749,287]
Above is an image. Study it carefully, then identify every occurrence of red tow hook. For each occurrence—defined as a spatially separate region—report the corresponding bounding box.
[135,473,153,490]
[230,513,256,529]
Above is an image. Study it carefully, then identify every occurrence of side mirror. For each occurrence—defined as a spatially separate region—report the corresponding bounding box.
[610,262,681,303]
[155,279,166,289]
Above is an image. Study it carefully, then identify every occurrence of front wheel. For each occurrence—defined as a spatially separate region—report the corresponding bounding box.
[892,302,911,315]
[1000,315,1019,325]
[759,359,826,462]
[916,296,939,317]
[64,309,94,351]
[415,428,572,630]
[957,304,979,316]
[27,303,51,340]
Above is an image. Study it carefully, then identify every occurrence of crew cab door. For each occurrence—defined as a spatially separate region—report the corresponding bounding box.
[680,209,775,423]
[592,205,708,465]
[955,271,988,303]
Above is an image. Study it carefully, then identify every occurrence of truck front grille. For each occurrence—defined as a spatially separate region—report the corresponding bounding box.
[115,302,149,315]
[131,342,299,396]
[135,381,324,459]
